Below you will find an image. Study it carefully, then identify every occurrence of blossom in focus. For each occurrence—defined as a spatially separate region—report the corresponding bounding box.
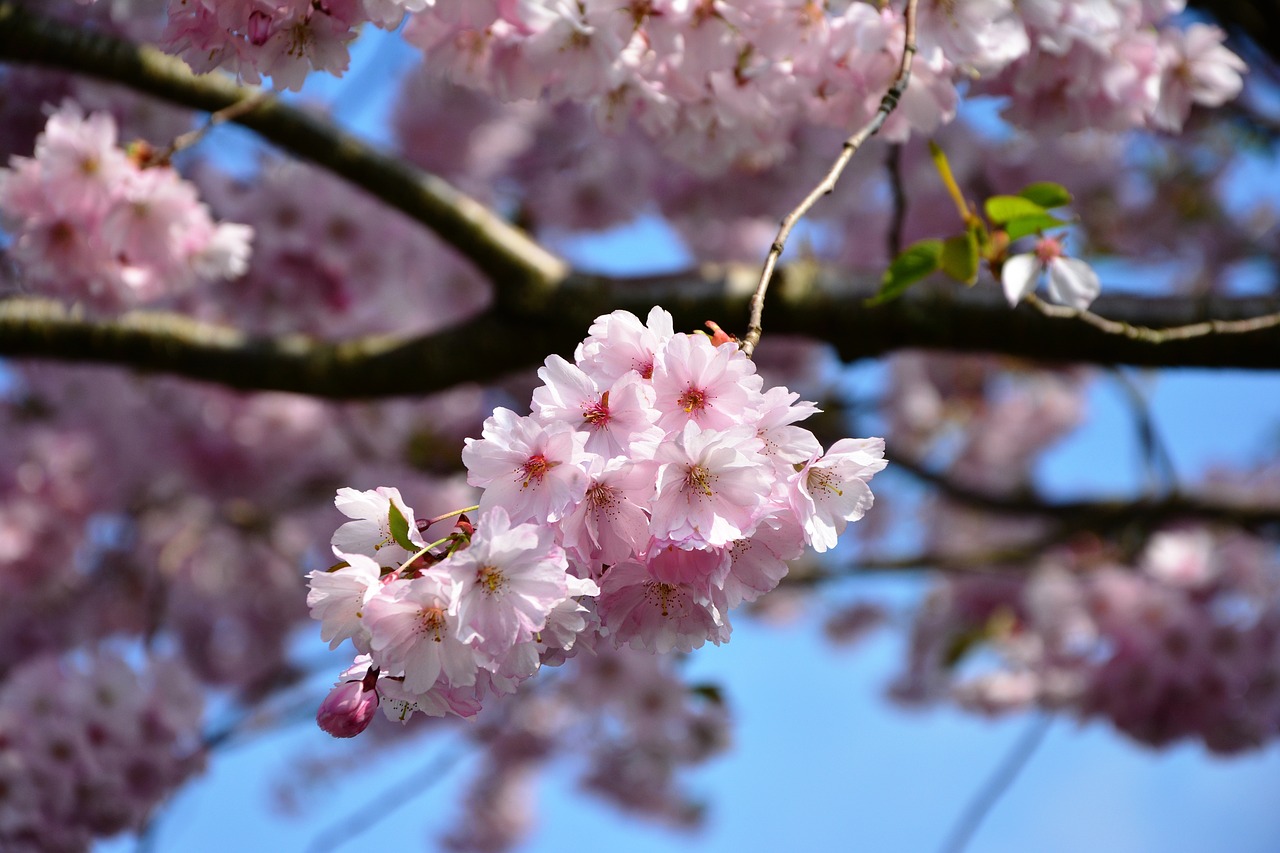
[306,552,384,652]
[316,307,885,729]
[462,407,590,524]
[790,438,888,553]
[331,486,425,568]
[442,506,571,659]
[364,573,478,693]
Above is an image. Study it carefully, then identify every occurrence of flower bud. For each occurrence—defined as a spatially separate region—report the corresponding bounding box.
[316,680,379,738]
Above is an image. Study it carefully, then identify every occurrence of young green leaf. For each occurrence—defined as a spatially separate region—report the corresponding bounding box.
[869,239,943,304]
[941,232,979,285]
[1004,213,1069,242]
[984,195,1046,224]
[387,500,417,552]
[1017,181,1073,209]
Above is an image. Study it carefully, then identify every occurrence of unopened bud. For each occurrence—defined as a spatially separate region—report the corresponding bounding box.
[316,679,379,738]
[704,321,737,346]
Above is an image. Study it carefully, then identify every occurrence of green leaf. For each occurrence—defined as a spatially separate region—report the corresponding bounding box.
[387,500,417,552]
[940,232,979,285]
[1017,181,1072,209]
[869,239,943,304]
[1004,213,1069,242]
[984,195,1046,224]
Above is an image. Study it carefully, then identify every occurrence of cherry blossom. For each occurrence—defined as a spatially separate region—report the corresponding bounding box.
[364,573,479,693]
[442,507,571,659]
[306,553,385,652]
[650,422,770,549]
[1001,235,1101,310]
[0,102,253,308]
[331,486,425,568]
[461,408,590,524]
[790,437,888,553]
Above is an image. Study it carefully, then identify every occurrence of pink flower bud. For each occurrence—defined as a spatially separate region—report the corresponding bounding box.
[316,680,378,738]
[247,11,273,47]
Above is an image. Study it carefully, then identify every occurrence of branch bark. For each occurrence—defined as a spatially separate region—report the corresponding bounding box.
[4,6,1280,396]
[5,272,1280,398]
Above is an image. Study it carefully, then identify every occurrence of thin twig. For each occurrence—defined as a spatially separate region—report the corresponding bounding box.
[304,745,464,853]
[1026,292,1280,342]
[739,0,919,357]
[938,714,1053,853]
[146,92,273,166]
[1108,367,1180,494]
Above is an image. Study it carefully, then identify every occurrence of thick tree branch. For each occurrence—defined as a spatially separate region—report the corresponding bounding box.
[6,271,1280,398]
[0,2,568,297]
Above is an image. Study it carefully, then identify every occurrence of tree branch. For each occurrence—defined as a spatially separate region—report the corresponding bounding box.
[6,272,1280,397]
[885,445,1280,534]
[0,2,568,297]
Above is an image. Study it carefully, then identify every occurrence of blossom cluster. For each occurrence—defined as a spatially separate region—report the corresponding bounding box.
[893,528,1280,754]
[160,0,430,91]
[0,650,205,851]
[401,1,1244,172]
[308,308,886,733]
[0,102,253,309]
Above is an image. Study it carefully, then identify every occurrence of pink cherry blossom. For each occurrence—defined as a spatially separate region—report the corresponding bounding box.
[1152,23,1246,131]
[531,355,663,458]
[791,438,887,553]
[442,506,571,659]
[650,332,764,432]
[306,553,384,652]
[596,559,729,654]
[558,456,656,572]
[462,407,590,524]
[364,574,478,693]
[575,306,675,385]
[331,486,425,567]
[720,518,805,608]
[650,422,770,549]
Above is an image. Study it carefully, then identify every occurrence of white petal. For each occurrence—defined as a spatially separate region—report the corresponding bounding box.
[1001,254,1041,306]
[1046,257,1101,310]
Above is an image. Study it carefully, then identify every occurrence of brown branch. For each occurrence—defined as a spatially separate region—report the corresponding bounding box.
[739,0,919,357]
[885,445,1280,534]
[0,297,570,398]
[1026,293,1280,343]
[7,272,1280,397]
[0,2,568,298]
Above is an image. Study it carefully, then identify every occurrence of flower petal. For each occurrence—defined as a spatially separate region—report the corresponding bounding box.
[1047,257,1101,310]
[1001,253,1041,306]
